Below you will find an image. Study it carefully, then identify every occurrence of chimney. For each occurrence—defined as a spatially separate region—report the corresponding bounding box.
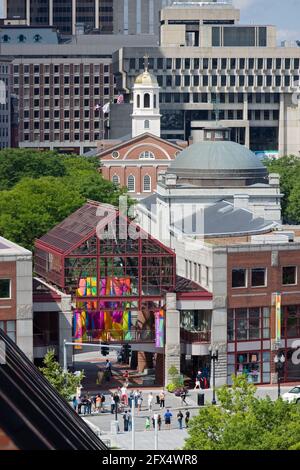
[234,194,249,210]
[269,173,280,187]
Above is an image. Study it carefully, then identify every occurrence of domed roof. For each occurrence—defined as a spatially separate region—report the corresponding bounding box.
[134,70,158,86]
[169,141,268,182]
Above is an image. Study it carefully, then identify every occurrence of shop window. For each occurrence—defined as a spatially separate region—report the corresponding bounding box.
[282,266,297,285]
[236,352,261,383]
[0,279,10,298]
[251,268,266,287]
[232,268,247,288]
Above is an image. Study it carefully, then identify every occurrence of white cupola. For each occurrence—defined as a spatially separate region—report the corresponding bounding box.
[131,56,161,138]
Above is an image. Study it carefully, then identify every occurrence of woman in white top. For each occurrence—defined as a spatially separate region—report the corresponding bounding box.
[121,385,128,406]
[148,392,153,412]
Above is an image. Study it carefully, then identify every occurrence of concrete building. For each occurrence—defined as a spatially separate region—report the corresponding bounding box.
[1,30,157,154]
[0,236,33,361]
[113,0,300,156]
[2,0,114,35]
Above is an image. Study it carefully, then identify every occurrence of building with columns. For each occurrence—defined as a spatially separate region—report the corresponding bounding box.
[113,0,300,156]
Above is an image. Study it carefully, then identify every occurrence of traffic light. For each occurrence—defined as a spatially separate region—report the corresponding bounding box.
[122,344,132,363]
[101,342,109,356]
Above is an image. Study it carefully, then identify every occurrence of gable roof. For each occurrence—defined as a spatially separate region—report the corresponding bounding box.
[97,132,185,158]
[0,329,107,450]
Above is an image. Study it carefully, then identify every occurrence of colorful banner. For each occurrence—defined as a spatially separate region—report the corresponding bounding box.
[275,292,281,343]
[155,309,164,348]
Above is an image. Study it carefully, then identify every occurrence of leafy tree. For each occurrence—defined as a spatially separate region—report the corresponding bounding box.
[184,375,300,450]
[39,350,84,401]
[0,149,66,190]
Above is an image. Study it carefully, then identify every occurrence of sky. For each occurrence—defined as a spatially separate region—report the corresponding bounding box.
[233,0,300,42]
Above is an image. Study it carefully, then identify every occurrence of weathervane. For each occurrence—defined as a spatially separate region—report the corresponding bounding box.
[143,54,149,72]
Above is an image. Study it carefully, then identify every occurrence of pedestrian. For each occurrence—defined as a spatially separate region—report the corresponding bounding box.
[156,394,160,405]
[159,390,165,408]
[95,394,101,413]
[77,396,82,414]
[72,396,78,412]
[177,410,184,430]
[145,416,151,431]
[100,393,106,412]
[123,411,129,432]
[105,359,112,381]
[121,384,128,406]
[157,414,162,431]
[148,392,153,412]
[134,389,139,408]
[110,393,115,414]
[164,409,173,430]
[185,410,190,428]
[137,395,143,413]
[113,392,120,414]
[181,390,188,406]
[128,391,134,409]
[128,410,132,431]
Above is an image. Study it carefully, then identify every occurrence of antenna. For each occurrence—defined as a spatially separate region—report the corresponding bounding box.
[143,54,149,72]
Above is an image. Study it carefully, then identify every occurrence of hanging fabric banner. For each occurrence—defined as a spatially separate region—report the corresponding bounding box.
[275,292,281,343]
[155,309,164,348]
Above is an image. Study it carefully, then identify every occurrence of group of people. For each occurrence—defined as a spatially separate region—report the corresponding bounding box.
[72,393,106,415]
[122,409,191,432]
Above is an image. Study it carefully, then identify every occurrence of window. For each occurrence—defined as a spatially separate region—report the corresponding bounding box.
[127,175,135,192]
[111,151,120,159]
[282,266,297,285]
[144,120,150,129]
[112,174,120,186]
[232,269,247,288]
[0,320,16,342]
[251,268,266,287]
[144,93,150,108]
[0,279,10,298]
[143,175,151,192]
[18,34,26,43]
[228,307,270,342]
[139,151,155,160]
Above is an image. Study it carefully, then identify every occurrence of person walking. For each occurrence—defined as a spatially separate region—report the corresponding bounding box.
[185,410,190,428]
[72,396,78,412]
[123,411,129,432]
[128,410,132,431]
[110,394,115,414]
[177,410,184,430]
[95,394,101,413]
[121,385,128,406]
[137,395,143,413]
[105,359,112,381]
[134,389,139,408]
[157,414,162,431]
[100,393,106,412]
[145,416,151,431]
[164,409,173,430]
[148,392,154,412]
[159,390,165,408]
[181,390,188,406]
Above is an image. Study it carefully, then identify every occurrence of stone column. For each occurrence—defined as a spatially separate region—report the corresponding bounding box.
[95,0,99,29]
[58,294,73,367]
[164,292,181,387]
[16,256,33,361]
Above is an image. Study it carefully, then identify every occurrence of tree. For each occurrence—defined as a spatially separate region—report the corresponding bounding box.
[39,350,84,401]
[184,375,300,450]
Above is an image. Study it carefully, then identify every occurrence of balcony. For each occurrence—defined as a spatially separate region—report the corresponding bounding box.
[180,328,211,344]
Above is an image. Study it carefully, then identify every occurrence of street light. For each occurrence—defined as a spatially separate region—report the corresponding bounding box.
[209,345,219,405]
[274,351,285,399]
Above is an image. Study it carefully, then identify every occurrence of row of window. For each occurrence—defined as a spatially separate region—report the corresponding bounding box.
[232,266,297,289]
[111,150,156,160]
[128,57,300,72]
[14,65,111,74]
[152,73,299,88]
[112,174,151,193]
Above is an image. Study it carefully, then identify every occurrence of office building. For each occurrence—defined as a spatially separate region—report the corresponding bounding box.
[0,56,11,149]
[113,0,300,156]
[2,0,114,35]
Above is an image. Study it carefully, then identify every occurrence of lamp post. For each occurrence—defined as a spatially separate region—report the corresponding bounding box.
[209,345,219,405]
[274,351,285,399]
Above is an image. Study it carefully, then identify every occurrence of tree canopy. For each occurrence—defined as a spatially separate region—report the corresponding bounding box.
[184,375,300,450]
[40,350,83,401]
[0,149,129,249]
[264,155,300,223]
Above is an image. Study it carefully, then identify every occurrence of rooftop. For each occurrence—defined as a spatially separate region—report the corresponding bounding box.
[0,236,31,257]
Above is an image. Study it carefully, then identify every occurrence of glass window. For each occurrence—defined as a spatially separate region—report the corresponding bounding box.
[263,308,270,338]
[251,268,266,287]
[282,266,297,285]
[139,151,155,160]
[249,308,260,339]
[0,279,10,298]
[144,120,150,129]
[236,309,248,340]
[143,175,151,192]
[127,175,135,192]
[112,175,119,186]
[232,269,247,288]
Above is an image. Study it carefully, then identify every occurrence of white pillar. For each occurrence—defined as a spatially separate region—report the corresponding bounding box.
[95,0,99,29]
[72,0,76,35]
[26,0,30,25]
[49,0,53,26]
[278,93,285,156]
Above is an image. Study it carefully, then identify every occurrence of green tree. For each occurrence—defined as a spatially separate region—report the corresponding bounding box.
[39,350,84,401]
[184,375,300,450]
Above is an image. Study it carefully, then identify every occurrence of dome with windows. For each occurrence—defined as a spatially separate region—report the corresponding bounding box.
[134,70,158,87]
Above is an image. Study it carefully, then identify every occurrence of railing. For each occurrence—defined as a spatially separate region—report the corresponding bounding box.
[77,328,156,343]
[180,328,211,343]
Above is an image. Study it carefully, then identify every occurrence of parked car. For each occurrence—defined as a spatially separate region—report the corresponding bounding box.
[282,385,300,404]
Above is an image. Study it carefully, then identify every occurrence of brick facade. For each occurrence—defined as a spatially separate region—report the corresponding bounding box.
[0,261,16,322]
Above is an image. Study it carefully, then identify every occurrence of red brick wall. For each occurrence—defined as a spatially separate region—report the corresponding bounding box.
[0,261,16,321]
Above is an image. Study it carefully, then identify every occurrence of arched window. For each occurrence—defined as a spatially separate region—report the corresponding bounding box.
[137,94,140,108]
[112,174,120,186]
[2,35,11,43]
[18,34,26,43]
[144,93,150,108]
[33,34,42,43]
[144,120,150,129]
[127,174,135,192]
[143,175,151,192]
[139,151,155,160]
